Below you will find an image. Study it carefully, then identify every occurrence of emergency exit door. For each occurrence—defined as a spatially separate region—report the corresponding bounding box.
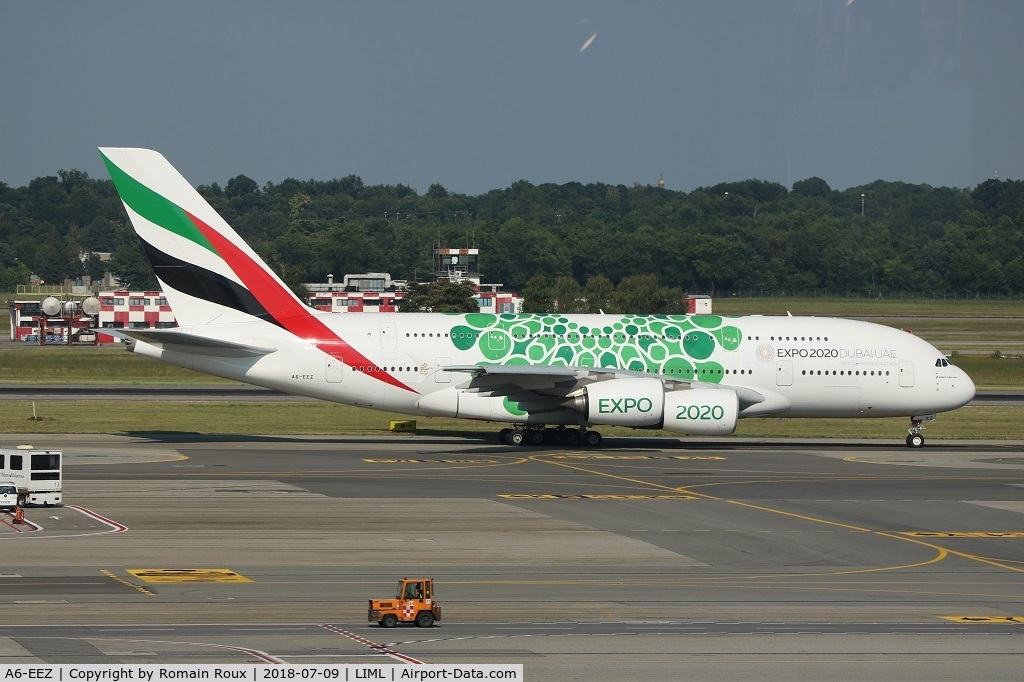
[776,360,793,386]
[899,361,915,387]
[380,322,397,349]
[326,358,344,383]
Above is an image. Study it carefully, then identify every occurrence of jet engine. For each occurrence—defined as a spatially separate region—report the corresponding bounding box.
[567,377,739,435]
[662,387,738,435]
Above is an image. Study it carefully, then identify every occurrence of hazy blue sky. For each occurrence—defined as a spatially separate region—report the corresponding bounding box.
[3,1,1021,195]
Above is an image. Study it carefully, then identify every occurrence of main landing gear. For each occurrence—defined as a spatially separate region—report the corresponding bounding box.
[905,414,935,448]
[498,426,603,448]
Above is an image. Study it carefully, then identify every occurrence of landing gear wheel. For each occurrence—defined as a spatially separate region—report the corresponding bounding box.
[582,430,603,448]
[498,428,511,444]
[543,428,563,445]
[528,430,544,446]
[563,430,581,447]
[508,430,525,446]
[415,611,435,628]
[380,613,398,628]
[906,416,928,448]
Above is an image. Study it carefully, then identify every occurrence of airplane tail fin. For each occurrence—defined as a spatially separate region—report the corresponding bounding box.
[99,147,310,328]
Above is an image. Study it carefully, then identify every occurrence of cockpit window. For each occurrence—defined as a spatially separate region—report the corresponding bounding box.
[934,358,950,368]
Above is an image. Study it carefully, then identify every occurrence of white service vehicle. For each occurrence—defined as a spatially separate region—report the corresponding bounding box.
[0,481,17,510]
[0,446,63,507]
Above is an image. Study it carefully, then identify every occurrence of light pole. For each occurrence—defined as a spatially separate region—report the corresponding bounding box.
[861,193,865,216]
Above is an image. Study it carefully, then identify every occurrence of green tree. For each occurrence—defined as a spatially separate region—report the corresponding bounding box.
[107,227,159,290]
[583,275,615,313]
[398,281,478,312]
[225,174,259,198]
[614,274,668,314]
[552,276,585,313]
[427,183,449,199]
[521,274,554,313]
[791,177,831,198]
[0,261,30,289]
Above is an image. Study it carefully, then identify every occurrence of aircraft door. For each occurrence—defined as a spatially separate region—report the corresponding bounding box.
[380,323,397,349]
[899,361,915,387]
[326,357,344,383]
[776,360,793,386]
[485,330,508,354]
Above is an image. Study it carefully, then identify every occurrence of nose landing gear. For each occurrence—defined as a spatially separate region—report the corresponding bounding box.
[905,414,935,448]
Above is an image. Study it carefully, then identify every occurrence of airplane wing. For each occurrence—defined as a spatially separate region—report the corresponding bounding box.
[444,363,782,414]
[99,329,276,358]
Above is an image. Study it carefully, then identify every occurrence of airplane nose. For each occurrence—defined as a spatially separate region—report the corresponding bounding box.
[956,369,976,407]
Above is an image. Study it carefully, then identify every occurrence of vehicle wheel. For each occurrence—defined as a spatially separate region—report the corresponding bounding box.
[498,428,511,444]
[906,433,924,448]
[564,430,581,447]
[543,428,563,445]
[583,430,602,448]
[528,430,544,446]
[414,611,435,628]
[509,430,525,446]
[380,613,398,628]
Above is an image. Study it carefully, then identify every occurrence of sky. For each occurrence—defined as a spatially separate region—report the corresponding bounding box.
[2,1,1022,196]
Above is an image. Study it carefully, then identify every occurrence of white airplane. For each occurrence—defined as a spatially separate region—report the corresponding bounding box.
[98,148,975,448]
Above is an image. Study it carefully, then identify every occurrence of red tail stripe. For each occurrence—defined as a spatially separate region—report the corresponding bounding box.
[187,211,416,394]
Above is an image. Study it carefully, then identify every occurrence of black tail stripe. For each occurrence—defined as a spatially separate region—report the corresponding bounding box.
[140,238,283,327]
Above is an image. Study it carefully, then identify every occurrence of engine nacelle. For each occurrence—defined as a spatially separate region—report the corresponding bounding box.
[569,378,740,435]
[662,389,738,435]
[568,377,665,427]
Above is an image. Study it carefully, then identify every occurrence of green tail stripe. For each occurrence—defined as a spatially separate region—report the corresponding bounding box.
[100,151,216,254]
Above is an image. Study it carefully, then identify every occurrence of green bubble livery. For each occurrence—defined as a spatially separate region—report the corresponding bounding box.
[446,313,742,382]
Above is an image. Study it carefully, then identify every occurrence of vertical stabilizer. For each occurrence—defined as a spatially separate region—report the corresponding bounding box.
[99,147,309,328]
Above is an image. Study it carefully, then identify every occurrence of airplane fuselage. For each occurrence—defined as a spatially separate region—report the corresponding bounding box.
[128,312,975,425]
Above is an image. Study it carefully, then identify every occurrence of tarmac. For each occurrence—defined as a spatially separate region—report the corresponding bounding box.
[2,432,1023,680]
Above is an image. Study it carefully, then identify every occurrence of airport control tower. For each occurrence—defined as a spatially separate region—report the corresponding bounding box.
[432,246,520,313]
[432,246,481,286]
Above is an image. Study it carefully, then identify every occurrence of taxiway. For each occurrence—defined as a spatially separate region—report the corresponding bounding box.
[2,433,1023,679]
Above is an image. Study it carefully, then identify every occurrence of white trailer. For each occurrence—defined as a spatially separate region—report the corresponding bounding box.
[0,446,63,507]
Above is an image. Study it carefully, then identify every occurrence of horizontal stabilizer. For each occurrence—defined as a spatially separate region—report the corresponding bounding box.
[100,329,275,357]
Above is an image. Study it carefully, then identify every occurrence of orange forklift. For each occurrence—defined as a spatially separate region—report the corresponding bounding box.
[369,577,441,628]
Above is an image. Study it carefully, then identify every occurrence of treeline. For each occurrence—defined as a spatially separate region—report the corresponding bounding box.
[2,167,1023,298]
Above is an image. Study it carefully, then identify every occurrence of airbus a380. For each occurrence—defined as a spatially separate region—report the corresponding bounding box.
[99,148,975,448]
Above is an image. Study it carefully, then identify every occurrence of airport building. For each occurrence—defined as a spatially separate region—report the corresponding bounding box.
[9,247,524,342]
[306,247,523,314]
[9,244,707,342]
[8,297,102,344]
[8,292,173,344]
